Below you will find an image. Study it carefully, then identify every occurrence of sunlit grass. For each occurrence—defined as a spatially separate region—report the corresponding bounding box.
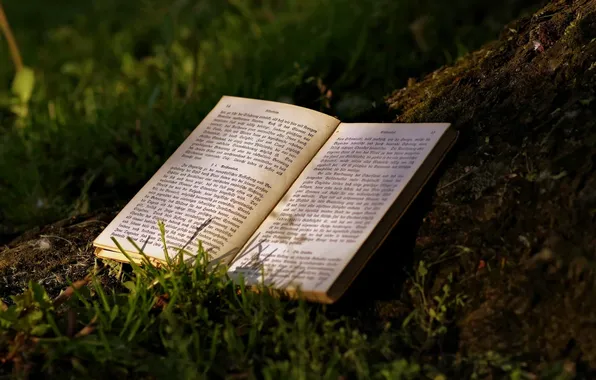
[0,228,425,378]
[0,0,539,236]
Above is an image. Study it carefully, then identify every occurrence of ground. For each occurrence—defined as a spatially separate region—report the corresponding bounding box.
[0,209,119,301]
[1,0,595,378]
[385,0,596,373]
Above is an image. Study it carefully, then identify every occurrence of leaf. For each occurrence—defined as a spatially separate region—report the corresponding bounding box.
[123,281,136,292]
[110,305,119,323]
[30,324,51,336]
[11,67,35,103]
[31,281,51,308]
[0,306,19,325]
[401,310,417,329]
[428,308,437,319]
[417,261,428,277]
[27,309,44,324]
[10,102,29,119]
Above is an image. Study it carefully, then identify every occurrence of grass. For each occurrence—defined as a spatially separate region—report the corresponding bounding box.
[1,232,427,378]
[0,0,553,378]
[1,227,568,378]
[0,0,540,237]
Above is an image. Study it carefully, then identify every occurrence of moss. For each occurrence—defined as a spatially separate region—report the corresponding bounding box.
[386,0,596,373]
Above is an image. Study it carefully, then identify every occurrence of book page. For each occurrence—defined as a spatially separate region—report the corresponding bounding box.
[228,123,450,293]
[94,96,339,263]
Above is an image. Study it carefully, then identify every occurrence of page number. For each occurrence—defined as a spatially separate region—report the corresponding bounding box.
[226,104,231,108]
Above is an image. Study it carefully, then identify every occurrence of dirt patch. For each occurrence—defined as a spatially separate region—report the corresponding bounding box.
[386,0,596,373]
[0,208,119,303]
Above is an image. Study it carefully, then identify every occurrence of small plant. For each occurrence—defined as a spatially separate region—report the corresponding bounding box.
[465,351,536,380]
[402,260,467,349]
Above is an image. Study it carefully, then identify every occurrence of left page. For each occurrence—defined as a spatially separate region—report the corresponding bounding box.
[94,96,340,263]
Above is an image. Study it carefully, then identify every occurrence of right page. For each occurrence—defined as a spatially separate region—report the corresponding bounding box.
[228,122,452,299]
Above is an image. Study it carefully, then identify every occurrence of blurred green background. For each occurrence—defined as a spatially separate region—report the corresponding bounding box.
[0,0,543,240]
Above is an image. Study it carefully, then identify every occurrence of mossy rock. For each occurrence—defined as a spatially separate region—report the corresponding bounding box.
[385,0,596,373]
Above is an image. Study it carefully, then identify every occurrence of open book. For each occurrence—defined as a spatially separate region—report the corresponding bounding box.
[93,96,456,303]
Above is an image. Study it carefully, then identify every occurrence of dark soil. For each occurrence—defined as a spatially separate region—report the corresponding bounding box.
[0,208,119,304]
[383,0,596,374]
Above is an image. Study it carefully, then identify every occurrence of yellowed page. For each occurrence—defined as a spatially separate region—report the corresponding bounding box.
[94,96,339,263]
[228,122,450,293]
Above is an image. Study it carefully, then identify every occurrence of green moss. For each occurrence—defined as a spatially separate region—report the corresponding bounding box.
[387,0,596,374]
